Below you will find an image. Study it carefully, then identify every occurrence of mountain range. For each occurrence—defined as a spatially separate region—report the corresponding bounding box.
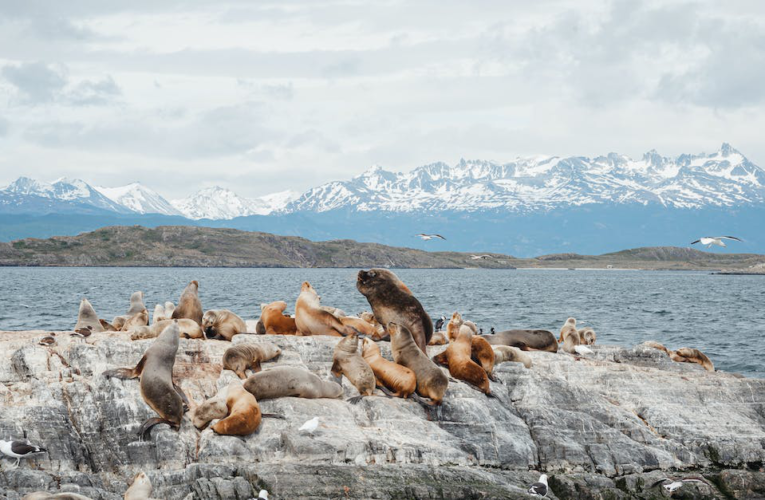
[2,143,764,256]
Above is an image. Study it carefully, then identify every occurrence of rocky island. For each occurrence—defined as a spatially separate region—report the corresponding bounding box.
[0,330,763,499]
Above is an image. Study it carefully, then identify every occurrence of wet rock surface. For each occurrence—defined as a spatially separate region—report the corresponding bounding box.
[0,331,763,499]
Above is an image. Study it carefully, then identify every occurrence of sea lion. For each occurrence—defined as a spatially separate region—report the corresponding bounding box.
[578,327,597,345]
[358,311,386,336]
[481,330,558,352]
[127,291,146,316]
[388,322,448,405]
[361,337,416,398]
[99,319,117,332]
[75,298,104,333]
[559,317,577,343]
[112,316,128,331]
[441,325,491,395]
[463,320,479,334]
[152,304,169,324]
[212,381,263,436]
[446,312,463,342]
[468,330,496,380]
[671,347,714,372]
[103,322,187,439]
[339,316,380,338]
[255,319,266,335]
[191,385,229,429]
[356,269,433,353]
[123,309,149,331]
[331,334,376,403]
[244,366,343,400]
[644,341,671,355]
[321,306,347,319]
[22,493,94,500]
[125,471,153,500]
[222,343,282,379]
[260,301,298,335]
[164,301,175,317]
[493,346,532,369]
[428,332,449,346]
[561,326,581,354]
[295,282,357,337]
[130,319,203,340]
[172,280,203,325]
[202,309,247,340]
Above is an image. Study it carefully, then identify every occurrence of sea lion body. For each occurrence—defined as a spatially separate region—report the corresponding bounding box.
[644,341,670,355]
[481,330,558,352]
[295,282,356,337]
[222,343,282,379]
[244,366,343,400]
[561,326,581,354]
[212,382,262,436]
[153,304,169,324]
[469,332,495,377]
[172,280,203,325]
[260,301,298,335]
[112,316,128,331]
[130,319,203,340]
[446,312,463,342]
[388,322,447,404]
[202,309,247,341]
[75,298,104,333]
[356,269,433,353]
[559,318,577,343]
[125,471,153,500]
[359,311,385,335]
[671,347,714,372]
[446,327,491,395]
[428,332,448,346]
[578,327,596,345]
[321,306,347,319]
[339,316,380,338]
[493,346,532,369]
[127,291,146,316]
[331,334,375,398]
[361,338,416,398]
[123,309,149,331]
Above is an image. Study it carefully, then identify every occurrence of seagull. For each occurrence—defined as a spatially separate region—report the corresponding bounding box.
[528,474,548,497]
[0,439,47,466]
[690,236,742,248]
[470,254,492,260]
[38,336,56,347]
[299,417,319,436]
[650,476,712,494]
[257,489,269,499]
[574,345,593,355]
[416,233,446,241]
[434,316,446,331]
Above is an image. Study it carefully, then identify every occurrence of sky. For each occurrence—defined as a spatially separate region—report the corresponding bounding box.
[1,0,765,199]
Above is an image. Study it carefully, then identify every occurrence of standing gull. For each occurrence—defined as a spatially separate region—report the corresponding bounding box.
[527,474,548,497]
[0,439,47,466]
[299,417,320,436]
[690,236,742,248]
[416,233,446,241]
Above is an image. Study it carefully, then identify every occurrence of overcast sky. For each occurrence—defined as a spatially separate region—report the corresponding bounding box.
[1,0,764,199]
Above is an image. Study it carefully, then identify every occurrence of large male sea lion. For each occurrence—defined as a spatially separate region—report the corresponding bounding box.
[361,337,416,398]
[212,381,263,436]
[481,329,558,352]
[295,282,357,337]
[172,280,203,325]
[130,318,203,340]
[356,269,433,353]
[331,334,376,403]
[243,366,343,400]
[493,346,532,369]
[388,322,447,405]
[260,301,298,335]
[125,471,153,500]
[103,323,187,439]
[202,309,247,340]
[75,298,104,333]
[222,343,282,379]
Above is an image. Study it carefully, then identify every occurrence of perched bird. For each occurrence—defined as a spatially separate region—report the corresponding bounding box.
[434,316,446,331]
[38,336,56,347]
[416,233,446,241]
[0,439,47,466]
[690,236,742,248]
[574,345,593,355]
[257,489,269,500]
[490,327,495,335]
[528,474,548,497]
[650,476,712,494]
[72,326,92,338]
[299,417,319,436]
[470,254,492,260]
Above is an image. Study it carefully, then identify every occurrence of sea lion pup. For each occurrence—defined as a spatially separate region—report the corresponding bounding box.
[443,326,492,396]
[125,471,153,500]
[103,322,187,439]
[202,309,247,341]
[493,346,532,369]
[99,319,117,331]
[130,319,203,341]
[356,269,433,353]
[75,298,104,333]
[260,301,298,335]
[388,322,448,406]
[123,309,149,331]
[671,347,715,372]
[361,337,416,398]
[559,317,577,343]
[578,327,596,345]
[127,291,146,316]
[222,343,282,379]
[428,332,449,346]
[644,341,671,355]
[212,381,263,436]
[152,304,169,324]
[295,282,358,337]
[243,366,343,400]
[481,329,558,353]
[172,280,203,325]
[331,334,376,404]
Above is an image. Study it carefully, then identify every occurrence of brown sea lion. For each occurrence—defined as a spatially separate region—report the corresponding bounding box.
[222,343,282,379]
[130,318,203,341]
[671,347,715,372]
[103,322,187,439]
[75,298,104,333]
[481,329,558,352]
[123,309,149,331]
[260,301,298,335]
[468,330,496,380]
[493,346,532,369]
[559,317,577,343]
[243,366,343,400]
[388,322,448,405]
[127,291,146,316]
[446,312,463,342]
[356,269,433,353]
[578,327,597,345]
[125,471,153,500]
[331,334,376,403]
[255,319,266,335]
[295,282,357,337]
[361,337,416,398]
[172,280,203,325]
[202,309,247,341]
[212,381,262,436]
[428,332,449,346]
[443,326,491,395]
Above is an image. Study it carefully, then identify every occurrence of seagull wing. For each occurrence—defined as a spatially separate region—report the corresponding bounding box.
[527,482,547,496]
[11,442,43,455]
[434,234,446,240]
[719,236,743,242]
[690,240,700,245]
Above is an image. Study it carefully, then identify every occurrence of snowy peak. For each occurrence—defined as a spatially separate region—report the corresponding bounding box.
[0,177,132,215]
[95,182,182,216]
[170,186,299,220]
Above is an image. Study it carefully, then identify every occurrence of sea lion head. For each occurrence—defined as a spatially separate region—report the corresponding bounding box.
[202,310,218,338]
[583,328,596,345]
[130,471,151,491]
[566,317,576,326]
[357,269,412,297]
[190,280,199,289]
[451,311,463,325]
[336,332,360,353]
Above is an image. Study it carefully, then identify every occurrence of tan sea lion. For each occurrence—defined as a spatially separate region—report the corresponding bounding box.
[202,309,247,341]
[260,301,298,335]
[359,311,384,334]
[222,343,282,379]
[321,305,347,319]
[295,282,357,337]
[442,325,491,396]
[164,301,175,318]
[243,366,343,400]
[446,312,463,342]
[191,385,229,429]
[111,316,128,331]
[130,318,203,340]
[172,280,203,325]
[339,316,380,338]
[212,381,262,436]
[331,334,376,403]
[361,337,416,398]
[125,471,153,500]
[644,341,671,355]
[123,309,149,331]
[493,346,532,369]
[99,319,117,332]
[356,269,433,353]
[152,304,169,324]
[561,326,581,354]
[559,317,577,343]
[22,493,94,500]
[671,347,714,372]
[103,322,187,439]
[428,332,449,346]
[127,291,146,316]
[75,298,104,333]
[578,327,596,345]
[481,330,558,352]
[388,322,447,405]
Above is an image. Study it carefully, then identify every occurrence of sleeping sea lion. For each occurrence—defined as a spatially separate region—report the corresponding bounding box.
[361,337,416,398]
[130,318,203,340]
[260,301,298,335]
[295,282,357,337]
[428,332,449,346]
[331,334,376,403]
[202,309,247,341]
[75,298,104,333]
[243,366,343,400]
[481,329,558,352]
[671,347,714,372]
[222,343,282,379]
[172,280,203,325]
[339,316,380,338]
[212,381,262,436]
[644,341,671,355]
[123,309,149,331]
[388,322,447,405]
[493,346,532,369]
[191,385,230,430]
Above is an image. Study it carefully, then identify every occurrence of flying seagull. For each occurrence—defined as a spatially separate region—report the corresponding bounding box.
[299,417,320,436]
[416,233,446,241]
[470,254,492,260]
[0,439,47,466]
[690,236,742,248]
[650,476,712,494]
[527,474,548,497]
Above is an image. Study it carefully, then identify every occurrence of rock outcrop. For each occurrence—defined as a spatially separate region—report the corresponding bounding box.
[0,330,763,499]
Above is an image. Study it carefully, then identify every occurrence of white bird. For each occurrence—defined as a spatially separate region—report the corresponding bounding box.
[650,476,711,494]
[416,233,446,241]
[470,254,492,260]
[574,345,593,355]
[0,439,47,466]
[527,473,548,497]
[299,417,320,435]
[257,489,269,499]
[690,236,742,248]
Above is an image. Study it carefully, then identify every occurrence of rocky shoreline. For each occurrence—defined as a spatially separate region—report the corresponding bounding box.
[0,330,763,499]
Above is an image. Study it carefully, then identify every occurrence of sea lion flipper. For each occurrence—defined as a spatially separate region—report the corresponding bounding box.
[252,360,262,373]
[137,417,177,440]
[102,367,137,380]
[330,360,342,378]
[132,355,148,377]
[378,386,396,399]
[173,382,190,413]
[347,395,365,405]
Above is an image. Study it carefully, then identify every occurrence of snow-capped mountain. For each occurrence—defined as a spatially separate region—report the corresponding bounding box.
[170,187,299,220]
[284,144,765,213]
[0,177,132,215]
[95,182,183,216]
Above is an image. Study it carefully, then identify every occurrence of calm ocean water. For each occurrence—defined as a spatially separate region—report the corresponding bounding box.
[0,267,763,378]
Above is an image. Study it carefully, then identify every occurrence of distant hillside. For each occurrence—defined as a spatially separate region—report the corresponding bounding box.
[0,226,764,270]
